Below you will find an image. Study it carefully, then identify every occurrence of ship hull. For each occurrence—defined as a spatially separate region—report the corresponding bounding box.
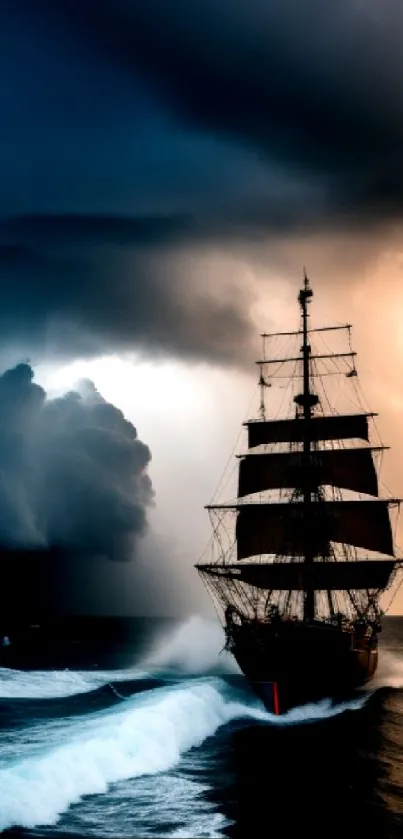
[228,618,378,714]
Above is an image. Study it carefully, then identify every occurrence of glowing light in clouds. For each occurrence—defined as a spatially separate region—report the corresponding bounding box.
[39,356,207,420]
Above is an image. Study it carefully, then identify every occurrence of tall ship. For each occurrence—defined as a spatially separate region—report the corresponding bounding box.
[196,274,402,714]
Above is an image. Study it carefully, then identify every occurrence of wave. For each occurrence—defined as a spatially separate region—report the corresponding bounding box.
[0,672,369,832]
[0,666,149,700]
[0,679,267,831]
[0,615,236,702]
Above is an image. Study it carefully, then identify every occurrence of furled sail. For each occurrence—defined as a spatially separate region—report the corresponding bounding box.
[200,559,396,591]
[235,499,395,559]
[246,413,374,448]
[238,447,380,497]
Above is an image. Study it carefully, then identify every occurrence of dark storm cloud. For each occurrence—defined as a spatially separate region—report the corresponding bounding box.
[33,0,403,219]
[0,234,254,365]
[0,363,153,560]
[1,1,403,364]
[0,214,193,248]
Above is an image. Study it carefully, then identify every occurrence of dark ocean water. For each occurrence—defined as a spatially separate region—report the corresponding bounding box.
[1,615,403,839]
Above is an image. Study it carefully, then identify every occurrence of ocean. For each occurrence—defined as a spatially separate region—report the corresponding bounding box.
[1,614,403,838]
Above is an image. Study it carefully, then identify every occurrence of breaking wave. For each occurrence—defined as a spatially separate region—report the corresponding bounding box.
[0,679,266,831]
[0,673,368,832]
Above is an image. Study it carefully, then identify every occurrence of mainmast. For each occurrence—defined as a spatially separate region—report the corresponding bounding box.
[299,270,314,424]
[296,271,317,620]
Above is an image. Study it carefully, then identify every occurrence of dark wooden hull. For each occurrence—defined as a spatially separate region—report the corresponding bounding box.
[228,618,378,714]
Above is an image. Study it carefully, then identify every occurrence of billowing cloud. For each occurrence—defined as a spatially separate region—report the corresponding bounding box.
[0,363,153,559]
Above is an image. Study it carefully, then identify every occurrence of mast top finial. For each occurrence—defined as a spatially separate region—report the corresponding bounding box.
[303,266,311,291]
[299,267,313,305]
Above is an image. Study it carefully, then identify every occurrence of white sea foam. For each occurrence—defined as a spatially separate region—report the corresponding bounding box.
[273,693,368,724]
[142,615,239,675]
[167,810,229,839]
[0,666,147,699]
[0,679,267,831]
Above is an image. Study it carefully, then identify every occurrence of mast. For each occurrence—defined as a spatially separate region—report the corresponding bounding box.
[297,270,317,620]
[300,269,313,426]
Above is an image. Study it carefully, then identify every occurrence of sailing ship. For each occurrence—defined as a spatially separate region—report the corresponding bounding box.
[196,273,402,714]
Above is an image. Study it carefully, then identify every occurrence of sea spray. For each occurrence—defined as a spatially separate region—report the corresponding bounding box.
[372,650,403,689]
[141,615,239,675]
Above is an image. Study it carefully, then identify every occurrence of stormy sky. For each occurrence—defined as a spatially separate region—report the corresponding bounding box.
[2,1,403,615]
[2,0,403,365]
